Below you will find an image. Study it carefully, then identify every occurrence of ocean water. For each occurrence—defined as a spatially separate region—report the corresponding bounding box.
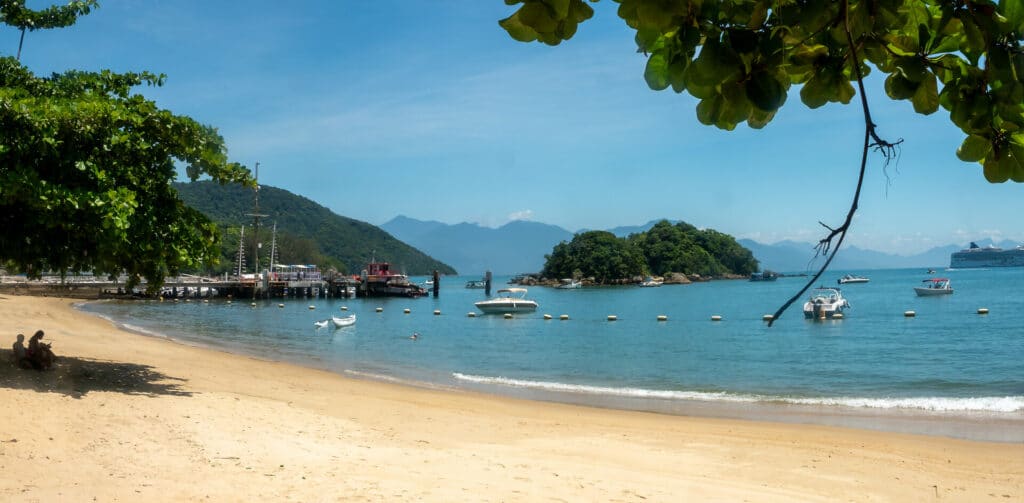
[80,267,1024,441]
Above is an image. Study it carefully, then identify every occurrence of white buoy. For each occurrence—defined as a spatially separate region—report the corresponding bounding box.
[762,314,774,322]
[375,307,383,312]
[226,300,232,304]
[340,306,348,311]
[832,313,844,320]
[203,299,209,303]
[278,303,284,308]
[467,312,477,317]
[904,310,916,317]
[543,314,552,320]
[560,314,569,320]
[711,315,722,321]
[308,305,315,310]
[977,308,989,315]
[504,313,513,319]
[433,310,441,316]
[250,302,256,307]
[184,299,191,303]
[607,315,617,321]
[404,308,411,314]
[657,315,668,321]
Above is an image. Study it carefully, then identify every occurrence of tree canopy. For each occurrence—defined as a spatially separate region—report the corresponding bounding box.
[499,0,1024,183]
[542,221,757,281]
[0,2,251,291]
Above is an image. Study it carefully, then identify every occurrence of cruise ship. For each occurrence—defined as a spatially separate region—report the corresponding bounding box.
[949,242,1024,268]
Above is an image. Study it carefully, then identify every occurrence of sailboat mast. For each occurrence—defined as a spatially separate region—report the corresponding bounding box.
[235,226,246,277]
[268,222,277,275]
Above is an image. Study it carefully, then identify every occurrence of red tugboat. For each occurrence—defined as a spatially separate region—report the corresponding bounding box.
[360,261,429,298]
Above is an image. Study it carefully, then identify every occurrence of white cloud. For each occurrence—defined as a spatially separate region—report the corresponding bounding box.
[507,210,534,222]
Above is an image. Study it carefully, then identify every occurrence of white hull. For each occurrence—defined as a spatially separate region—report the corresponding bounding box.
[331,314,357,327]
[474,300,538,313]
[914,287,953,296]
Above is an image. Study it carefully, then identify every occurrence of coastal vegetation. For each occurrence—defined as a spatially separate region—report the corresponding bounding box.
[173,181,456,276]
[542,220,757,282]
[0,1,251,292]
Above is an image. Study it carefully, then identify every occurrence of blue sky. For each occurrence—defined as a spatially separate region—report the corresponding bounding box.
[6,1,1021,254]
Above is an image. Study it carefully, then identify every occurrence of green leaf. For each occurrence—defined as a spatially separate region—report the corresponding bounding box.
[745,70,786,112]
[884,73,918,100]
[983,155,1013,183]
[911,73,939,114]
[644,53,670,91]
[541,0,570,19]
[956,135,992,162]
[499,14,538,42]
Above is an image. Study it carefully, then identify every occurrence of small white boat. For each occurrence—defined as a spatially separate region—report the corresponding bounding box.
[837,274,869,284]
[465,279,487,289]
[314,319,329,329]
[556,279,581,289]
[474,288,538,314]
[803,287,850,319]
[331,314,357,327]
[914,278,953,296]
[639,277,663,287]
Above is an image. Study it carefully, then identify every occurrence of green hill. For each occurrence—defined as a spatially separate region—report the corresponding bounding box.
[173,181,456,275]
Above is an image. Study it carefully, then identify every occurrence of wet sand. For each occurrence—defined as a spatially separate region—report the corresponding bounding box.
[1,295,1021,501]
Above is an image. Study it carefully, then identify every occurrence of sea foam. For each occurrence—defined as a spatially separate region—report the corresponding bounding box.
[452,373,1024,413]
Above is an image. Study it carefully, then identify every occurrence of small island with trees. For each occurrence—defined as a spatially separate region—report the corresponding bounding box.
[520,220,758,286]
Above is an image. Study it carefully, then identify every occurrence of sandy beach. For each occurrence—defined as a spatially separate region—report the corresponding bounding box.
[0,295,1020,502]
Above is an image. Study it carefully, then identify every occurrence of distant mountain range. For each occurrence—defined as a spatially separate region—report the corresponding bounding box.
[382,216,1014,274]
[381,216,572,275]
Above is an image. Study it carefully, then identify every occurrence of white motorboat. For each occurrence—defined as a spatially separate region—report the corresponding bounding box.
[914,278,953,296]
[639,276,663,287]
[474,288,539,314]
[802,287,850,319]
[555,279,581,289]
[465,279,487,289]
[837,274,869,284]
[331,314,357,327]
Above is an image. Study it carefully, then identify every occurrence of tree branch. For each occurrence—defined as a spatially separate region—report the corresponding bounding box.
[768,0,902,326]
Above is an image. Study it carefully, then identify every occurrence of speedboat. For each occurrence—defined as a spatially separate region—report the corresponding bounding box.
[837,274,869,284]
[465,279,487,289]
[639,277,663,287]
[555,278,581,289]
[331,314,356,327]
[474,288,538,314]
[802,287,850,319]
[914,278,953,296]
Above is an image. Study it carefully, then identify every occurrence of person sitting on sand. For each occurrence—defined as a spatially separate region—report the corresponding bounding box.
[12,333,31,369]
[26,330,47,370]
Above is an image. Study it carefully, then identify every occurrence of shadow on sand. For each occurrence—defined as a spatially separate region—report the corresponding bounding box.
[1,349,192,399]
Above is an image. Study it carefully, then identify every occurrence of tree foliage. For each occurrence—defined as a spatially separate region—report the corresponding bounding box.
[500,0,1024,182]
[0,3,251,291]
[543,230,646,282]
[542,221,757,281]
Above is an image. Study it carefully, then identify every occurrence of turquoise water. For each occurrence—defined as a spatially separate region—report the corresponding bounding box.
[81,267,1024,439]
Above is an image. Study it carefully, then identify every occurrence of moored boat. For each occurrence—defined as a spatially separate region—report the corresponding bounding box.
[914,278,953,296]
[749,271,778,282]
[331,314,356,327]
[474,288,538,314]
[802,287,850,319]
[837,274,869,284]
[360,261,428,298]
[555,278,581,289]
[465,279,487,289]
[639,276,663,287]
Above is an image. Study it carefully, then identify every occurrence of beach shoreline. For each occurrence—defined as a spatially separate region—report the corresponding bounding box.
[2,294,1021,501]
[77,297,1024,443]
